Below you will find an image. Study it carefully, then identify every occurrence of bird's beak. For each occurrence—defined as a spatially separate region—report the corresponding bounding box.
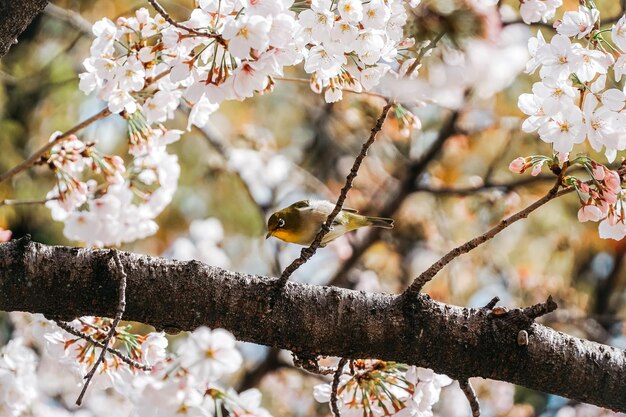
[265,231,272,239]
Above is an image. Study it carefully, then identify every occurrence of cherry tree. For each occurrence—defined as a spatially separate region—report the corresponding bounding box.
[0,0,626,416]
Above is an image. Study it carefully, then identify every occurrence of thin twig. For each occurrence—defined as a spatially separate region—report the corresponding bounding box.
[522,295,558,320]
[276,102,393,287]
[55,321,151,371]
[459,379,481,417]
[405,31,445,77]
[75,251,127,406]
[483,296,500,310]
[147,0,225,44]
[0,109,111,184]
[0,197,55,207]
[404,175,572,295]
[331,358,348,417]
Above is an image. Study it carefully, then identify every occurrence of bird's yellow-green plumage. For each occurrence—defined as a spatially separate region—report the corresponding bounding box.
[266,200,394,246]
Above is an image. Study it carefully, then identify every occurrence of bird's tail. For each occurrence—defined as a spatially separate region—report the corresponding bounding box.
[365,216,394,229]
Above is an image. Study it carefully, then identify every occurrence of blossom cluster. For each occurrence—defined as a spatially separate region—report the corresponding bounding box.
[300,0,410,102]
[79,0,414,119]
[572,160,626,240]
[45,125,181,247]
[314,360,451,416]
[5,313,272,417]
[514,4,626,240]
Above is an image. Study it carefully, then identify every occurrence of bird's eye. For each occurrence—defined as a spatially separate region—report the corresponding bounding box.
[277,218,285,228]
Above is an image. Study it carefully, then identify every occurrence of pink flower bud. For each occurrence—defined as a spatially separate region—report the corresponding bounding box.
[556,152,569,164]
[592,165,605,181]
[579,182,590,194]
[531,163,542,176]
[509,157,526,174]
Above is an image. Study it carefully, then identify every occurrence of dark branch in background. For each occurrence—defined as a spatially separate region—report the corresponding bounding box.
[327,109,461,287]
[75,251,127,406]
[459,379,481,417]
[404,174,571,295]
[1,238,626,411]
[331,358,348,417]
[412,174,558,196]
[277,102,393,286]
[55,321,151,371]
[0,0,48,59]
[44,3,93,37]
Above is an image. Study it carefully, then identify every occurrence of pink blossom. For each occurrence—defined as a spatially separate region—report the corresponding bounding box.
[604,170,622,193]
[577,204,603,222]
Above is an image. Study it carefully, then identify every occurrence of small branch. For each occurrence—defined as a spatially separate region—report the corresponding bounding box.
[413,174,559,196]
[502,14,622,29]
[405,31,445,77]
[404,177,572,295]
[483,296,500,310]
[0,108,111,185]
[522,295,558,320]
[330,358,348,417]
[55,321,151,371]
[75,251,127,406]
[147,0,225,45]
[0,197,54,207]
[459,379,481,417]
[276,102,393,287]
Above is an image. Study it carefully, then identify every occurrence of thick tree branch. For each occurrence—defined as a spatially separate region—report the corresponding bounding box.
[0,0,48,59]
[0,237,625,411]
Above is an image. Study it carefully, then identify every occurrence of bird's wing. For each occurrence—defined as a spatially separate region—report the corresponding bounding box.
[292,200,311,210]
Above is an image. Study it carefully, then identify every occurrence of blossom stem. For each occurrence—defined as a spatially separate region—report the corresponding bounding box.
[146,0,226,45]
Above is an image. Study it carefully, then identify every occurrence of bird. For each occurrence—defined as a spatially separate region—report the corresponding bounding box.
[266,200,394,246]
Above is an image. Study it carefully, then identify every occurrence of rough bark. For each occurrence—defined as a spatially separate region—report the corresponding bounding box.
[1,237,625,412]
[0,0,48,59]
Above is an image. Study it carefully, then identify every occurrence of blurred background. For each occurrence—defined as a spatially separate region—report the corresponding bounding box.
[0,0,625,416]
